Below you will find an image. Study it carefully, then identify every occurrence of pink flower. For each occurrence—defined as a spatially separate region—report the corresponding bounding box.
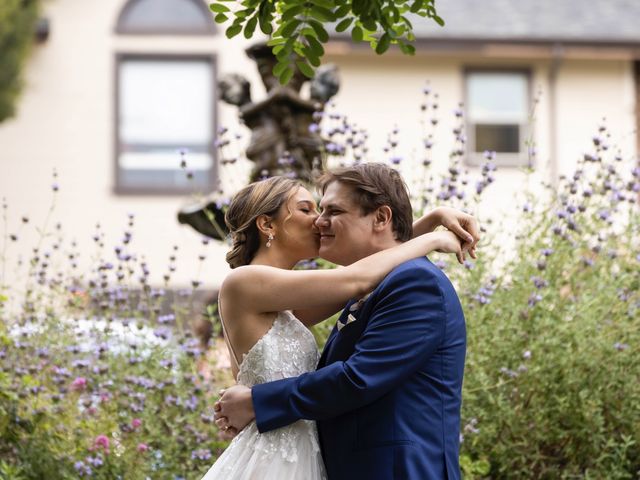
[137,443,149,453]
[93,434,110,454]
[71,377,87,391]
[131,418,142,429]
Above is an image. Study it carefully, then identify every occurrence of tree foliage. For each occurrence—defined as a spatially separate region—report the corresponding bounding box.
[209,0,444,84]
[0,0,40,123]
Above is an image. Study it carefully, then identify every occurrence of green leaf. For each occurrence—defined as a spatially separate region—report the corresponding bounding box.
[235,8,252,18]
[273,60,289,77]
[335,17,353,33]
[302,46,321,66]
[410,0,424,13]
[272,43,286,55]
[259,16,273,34]
[226,24,242,38]
[308,19,329,42]
[244,15,258,38]
[433,15,445,26]
[267,36,287,46]
[214,13,229,23]
[399,42,415,55]
[276,45,293,61]
[296,59,315,78]
[304,33,325,57]
[352,0,367,15]
[309,5,336,22]
[375,32,391,54]
[334,4,351,17]
[282,4,305,22]
[351,25,363,42]
[281,18,301,38]
[278,66,294,85]
[361,17,377,31]
[310,0,335,9]
[209,3,230,13]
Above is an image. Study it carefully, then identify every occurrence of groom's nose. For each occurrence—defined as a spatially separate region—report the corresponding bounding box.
[314,212,329,228]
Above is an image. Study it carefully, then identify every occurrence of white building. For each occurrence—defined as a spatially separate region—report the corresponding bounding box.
[1,0,638,293]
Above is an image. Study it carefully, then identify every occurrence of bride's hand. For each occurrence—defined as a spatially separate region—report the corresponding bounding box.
[432,230,465,264]
[435,207,480,259]
[213,385,255,434]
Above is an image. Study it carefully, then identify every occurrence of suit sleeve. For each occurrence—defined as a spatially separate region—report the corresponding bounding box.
[252,263,447,433]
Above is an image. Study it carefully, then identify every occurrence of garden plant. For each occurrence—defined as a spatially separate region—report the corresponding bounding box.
[1,90,639,479]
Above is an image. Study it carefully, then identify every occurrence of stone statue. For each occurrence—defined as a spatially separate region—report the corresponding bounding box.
[178,42,340,239]
[220,43,340,183]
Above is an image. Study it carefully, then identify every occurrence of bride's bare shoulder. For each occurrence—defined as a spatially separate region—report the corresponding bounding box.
[221,265,278,294]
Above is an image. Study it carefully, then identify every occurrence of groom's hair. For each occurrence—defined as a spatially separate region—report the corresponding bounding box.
[317,163,413,242]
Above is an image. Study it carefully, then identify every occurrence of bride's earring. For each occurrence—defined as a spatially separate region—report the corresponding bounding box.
[266,233,274,248]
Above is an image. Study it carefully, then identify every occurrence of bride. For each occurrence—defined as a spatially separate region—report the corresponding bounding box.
[201,175,477,479]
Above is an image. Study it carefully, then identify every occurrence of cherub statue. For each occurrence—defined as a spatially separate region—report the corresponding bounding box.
[220,43,340,183]
[178,43,340,239]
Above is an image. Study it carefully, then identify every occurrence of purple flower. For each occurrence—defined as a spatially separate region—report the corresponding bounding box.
[434,260,447,270]
[528,293,542,306]
[581,257,594,267]
[531,276,548,289]
[499,367,518,378]
[191,449,212,461]
[85,455,103,467]
[613,342,629,351]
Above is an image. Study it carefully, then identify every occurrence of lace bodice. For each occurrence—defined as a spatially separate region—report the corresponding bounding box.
[237,310,320,387]
[201,311,327,479]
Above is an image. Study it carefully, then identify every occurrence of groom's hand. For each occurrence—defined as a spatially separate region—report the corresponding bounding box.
[213,385,255,435]
[435,207,480,260]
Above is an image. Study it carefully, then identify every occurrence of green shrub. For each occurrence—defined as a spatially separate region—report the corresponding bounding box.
[0,0,40,123]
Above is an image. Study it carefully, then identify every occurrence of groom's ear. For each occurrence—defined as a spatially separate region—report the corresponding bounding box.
[372,205,393,232]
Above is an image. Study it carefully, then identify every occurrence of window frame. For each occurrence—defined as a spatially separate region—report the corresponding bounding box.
[115,0,216,36]
[113,52,218,196]
[463,67,533,167]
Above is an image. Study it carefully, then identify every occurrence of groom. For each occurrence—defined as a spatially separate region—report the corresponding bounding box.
[216,163,471,479]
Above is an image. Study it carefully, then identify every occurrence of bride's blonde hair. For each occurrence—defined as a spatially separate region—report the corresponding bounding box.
[225,176,301,269]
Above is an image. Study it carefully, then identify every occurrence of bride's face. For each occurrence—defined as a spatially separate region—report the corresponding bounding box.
[272,187,320,261]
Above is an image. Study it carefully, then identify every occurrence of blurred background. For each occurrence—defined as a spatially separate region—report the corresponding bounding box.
[1,0,639,291]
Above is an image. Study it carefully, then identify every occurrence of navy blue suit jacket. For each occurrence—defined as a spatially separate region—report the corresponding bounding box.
[252,257,466,479]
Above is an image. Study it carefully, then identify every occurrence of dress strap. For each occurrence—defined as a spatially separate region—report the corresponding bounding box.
[217,294,241,374]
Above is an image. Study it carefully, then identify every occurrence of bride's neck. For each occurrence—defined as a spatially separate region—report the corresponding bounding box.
[251,247,298,270]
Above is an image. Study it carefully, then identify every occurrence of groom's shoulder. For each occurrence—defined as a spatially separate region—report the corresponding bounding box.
[382,257,442,287]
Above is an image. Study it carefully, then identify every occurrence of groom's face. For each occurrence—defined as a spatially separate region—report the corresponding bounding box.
[315,181,376,266]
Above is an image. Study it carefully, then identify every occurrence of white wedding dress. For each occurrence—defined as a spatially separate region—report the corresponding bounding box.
[201,310,327,480]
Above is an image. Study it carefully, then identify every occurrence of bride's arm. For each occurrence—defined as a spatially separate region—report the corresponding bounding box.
[294,208,481,327]
[221,230,461,319]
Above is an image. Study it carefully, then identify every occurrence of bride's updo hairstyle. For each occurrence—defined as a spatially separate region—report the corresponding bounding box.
[225,176,301,269]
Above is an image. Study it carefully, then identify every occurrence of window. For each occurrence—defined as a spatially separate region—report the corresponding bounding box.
[114,0,217,194]
[465,71,530,166]
[116,0,215,35]
[115,55,216,194]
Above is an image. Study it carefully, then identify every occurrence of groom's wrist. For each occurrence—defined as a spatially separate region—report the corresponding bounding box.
[248,387,256,419]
